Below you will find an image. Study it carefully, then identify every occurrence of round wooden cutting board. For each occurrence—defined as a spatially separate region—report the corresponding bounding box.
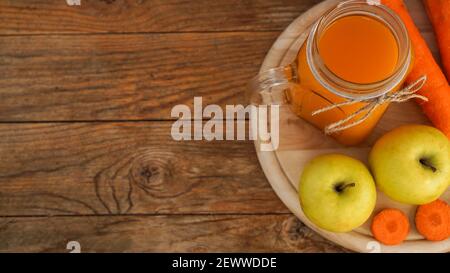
[253,0,450,253]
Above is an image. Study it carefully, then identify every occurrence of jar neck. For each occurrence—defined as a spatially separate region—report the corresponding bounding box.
[306,0,412,100]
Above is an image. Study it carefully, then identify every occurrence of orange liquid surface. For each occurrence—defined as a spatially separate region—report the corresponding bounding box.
[288,15,407,146]
[318,15,399,84]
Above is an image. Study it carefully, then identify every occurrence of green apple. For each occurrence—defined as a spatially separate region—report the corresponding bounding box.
[299,154,377,233]
[369,125,450,205]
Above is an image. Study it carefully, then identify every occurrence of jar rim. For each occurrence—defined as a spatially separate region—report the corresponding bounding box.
[306,0,412,100]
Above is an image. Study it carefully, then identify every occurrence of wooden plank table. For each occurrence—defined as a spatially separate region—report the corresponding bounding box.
[0,0,436,252]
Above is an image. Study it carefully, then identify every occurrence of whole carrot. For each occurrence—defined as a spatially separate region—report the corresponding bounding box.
[382,0,450,138]
[423,0,450,81]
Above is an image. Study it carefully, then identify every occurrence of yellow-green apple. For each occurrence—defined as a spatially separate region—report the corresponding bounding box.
[299,154,377,233]
[369,125,450,205]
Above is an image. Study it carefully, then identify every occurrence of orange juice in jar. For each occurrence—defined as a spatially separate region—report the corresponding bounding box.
[249,0,414,146]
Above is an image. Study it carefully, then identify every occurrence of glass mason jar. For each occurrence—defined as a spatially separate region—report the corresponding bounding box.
[249,0,413,146]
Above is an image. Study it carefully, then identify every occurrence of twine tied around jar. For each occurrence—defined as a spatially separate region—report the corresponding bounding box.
[311,75,428,135]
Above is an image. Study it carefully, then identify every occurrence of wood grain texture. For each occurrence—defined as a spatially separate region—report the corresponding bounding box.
[0,0,440,253]
[0,31,437,122]
[0,0,433,35]
[0,215,348,252]
[0,122,288,216]
[0,1,438,122]
[0,32,277,121]
[0,0,322,34]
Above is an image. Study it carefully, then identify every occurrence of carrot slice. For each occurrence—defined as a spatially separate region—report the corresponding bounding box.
[423,0,450,81]
[371,209,410,245]
[381,0,450,139]
[415,199,450,241]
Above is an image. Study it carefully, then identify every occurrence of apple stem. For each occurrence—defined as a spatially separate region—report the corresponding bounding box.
[419,158,437,172]
[334,182,356,193]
